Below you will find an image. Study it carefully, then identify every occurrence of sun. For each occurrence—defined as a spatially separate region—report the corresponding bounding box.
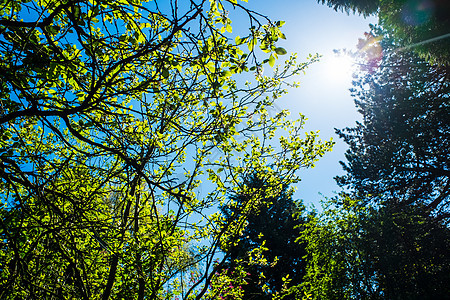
[322,52,354,84]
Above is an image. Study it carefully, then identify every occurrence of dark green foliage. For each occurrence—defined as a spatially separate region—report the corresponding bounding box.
[380,0,450,65]
[302,25,450,299]
[316,0,450,65]
[363,203,450,300]
[316,0,378,16]
[220,174,308,299]
[336,31,450,215]
[302,197,450,299]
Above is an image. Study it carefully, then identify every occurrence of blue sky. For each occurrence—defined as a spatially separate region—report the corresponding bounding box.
[239,0,377,208]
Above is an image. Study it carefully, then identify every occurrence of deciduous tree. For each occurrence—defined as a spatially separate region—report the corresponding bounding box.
[0,0,332,298]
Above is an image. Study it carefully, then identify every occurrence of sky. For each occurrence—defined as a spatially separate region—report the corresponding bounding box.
[238,0,378,208]
[19,0,377,210]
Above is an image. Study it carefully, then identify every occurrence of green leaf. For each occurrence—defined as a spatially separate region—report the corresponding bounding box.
[275,47,287,55]
[162,68,170,78]
[248,37,257,52]
[269,55,275,67]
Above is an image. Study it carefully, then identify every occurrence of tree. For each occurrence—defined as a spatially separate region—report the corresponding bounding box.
[301,196,373,300]
[336,28,450,217]
[315,0,450,65]
[316,0,378,16]
[0,0,333,298]
[301,195,450,300]
[301,26,450,300]
[218,173,308,300]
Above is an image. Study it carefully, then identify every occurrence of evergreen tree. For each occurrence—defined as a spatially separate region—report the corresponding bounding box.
[219,173,308,299]
[336,29,450,216]
[300,26,450,300]
[316,0,450,65]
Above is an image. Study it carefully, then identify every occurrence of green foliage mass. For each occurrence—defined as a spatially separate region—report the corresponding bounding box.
[218,173,309,300]
[0,0,333,298]
[316,0,450,65]
[316,0,378,16]
[299,27,450,300]
[336,27,450,214]
[301,196,450,300]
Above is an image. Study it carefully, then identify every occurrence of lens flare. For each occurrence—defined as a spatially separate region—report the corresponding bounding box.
[401,0,435,26]
[357,33,383,73]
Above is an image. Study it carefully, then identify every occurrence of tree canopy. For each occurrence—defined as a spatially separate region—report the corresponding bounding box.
[336,28,450,216]
[316,0,450,65]
[5,0,449,298]
[0,0,334,298]
[316,0,378,16]
[301,196,450,300]
[300,27,450,300]
[219,173,308,299]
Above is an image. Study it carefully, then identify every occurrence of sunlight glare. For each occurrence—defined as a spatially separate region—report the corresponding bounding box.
[322,53,354,84]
